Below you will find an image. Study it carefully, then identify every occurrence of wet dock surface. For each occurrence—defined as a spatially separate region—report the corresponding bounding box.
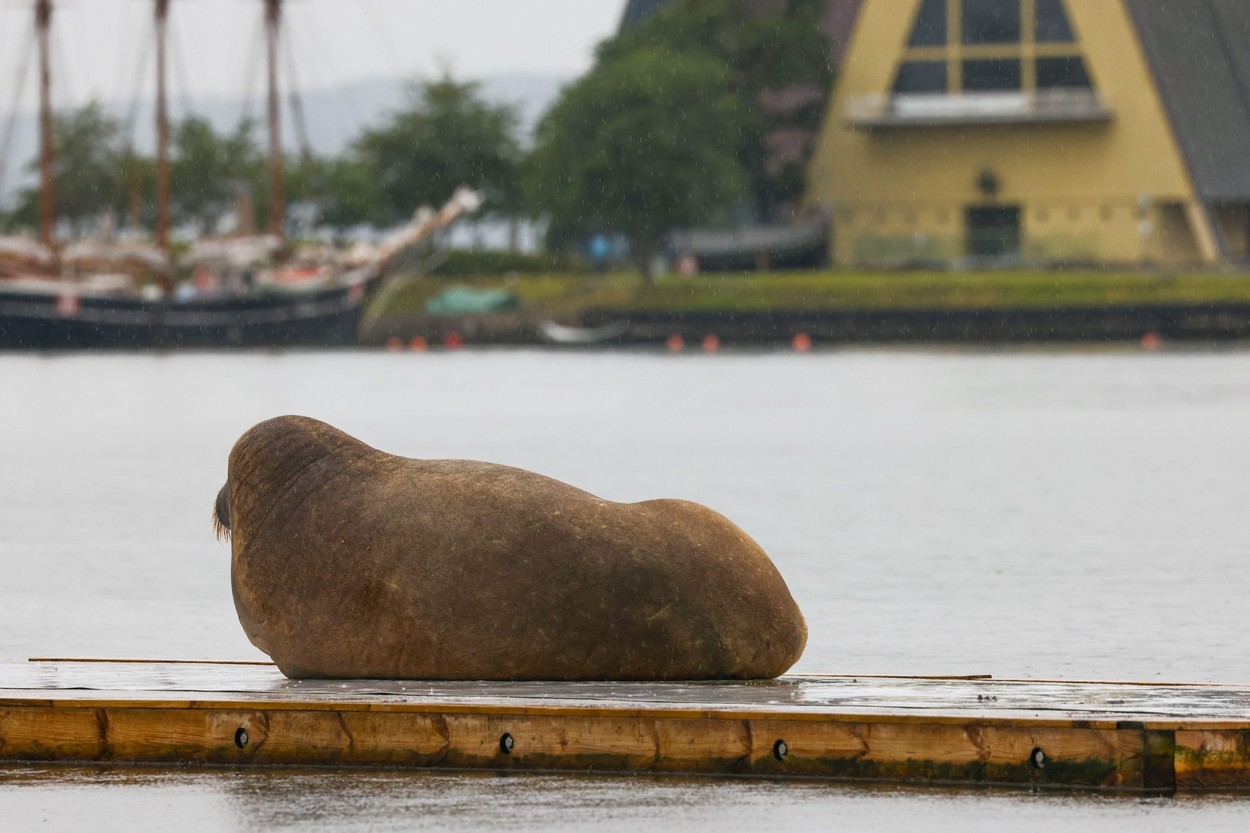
[3,662,1249,794]
[3,662,1250,724]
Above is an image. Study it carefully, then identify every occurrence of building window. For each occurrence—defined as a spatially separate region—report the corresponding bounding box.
[894,61,949,94]
[1037,56,1092,90]
[963,59,1022,92]
[909,0,947,46]
[896,0,1090,95]
[962,0,1021,45]
[1035,0,1075,42]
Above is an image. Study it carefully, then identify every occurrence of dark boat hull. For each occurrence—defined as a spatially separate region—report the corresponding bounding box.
[0,278,373,350]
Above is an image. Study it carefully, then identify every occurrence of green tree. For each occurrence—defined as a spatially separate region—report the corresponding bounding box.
[12,102,129,234]
[289,154,378,230]
[344,74,522,227]
[528,46,747,284]
[169,118,322,236]
[171,117,264,234]
[600,0,835,219]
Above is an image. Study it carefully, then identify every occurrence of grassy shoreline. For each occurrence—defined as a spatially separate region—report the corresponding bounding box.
[379,269,1250,318]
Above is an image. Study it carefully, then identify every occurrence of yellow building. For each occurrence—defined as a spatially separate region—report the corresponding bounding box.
[806,0,1250,267]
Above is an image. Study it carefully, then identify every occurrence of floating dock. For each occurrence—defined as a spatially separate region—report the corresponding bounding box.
[3,661,1250,794]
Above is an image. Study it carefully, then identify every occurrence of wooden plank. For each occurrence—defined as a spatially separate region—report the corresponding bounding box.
[1175,729,1250,790]
[0,706,103,761]
[28,657,275,667]
[747,718,1146,789]
[0,701,1170,790]
[3,663,1250,793]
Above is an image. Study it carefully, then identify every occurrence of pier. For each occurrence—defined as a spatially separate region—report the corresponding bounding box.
[3,661,1250,794]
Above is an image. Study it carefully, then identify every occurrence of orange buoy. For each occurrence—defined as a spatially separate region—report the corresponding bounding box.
[385,337,403,352]
[666,334,685,352]
[702,334,721,353]
[1140,331,1161,351]
[444,332,464,350]
[792,332,813,352]
[409,336,428,352]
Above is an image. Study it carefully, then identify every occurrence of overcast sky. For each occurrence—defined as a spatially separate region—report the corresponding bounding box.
[0,0,625,109]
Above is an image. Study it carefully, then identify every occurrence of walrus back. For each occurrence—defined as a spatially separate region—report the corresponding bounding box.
[225,416,807,681]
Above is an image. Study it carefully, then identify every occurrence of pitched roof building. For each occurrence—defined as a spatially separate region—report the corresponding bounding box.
[806,0,1250,266]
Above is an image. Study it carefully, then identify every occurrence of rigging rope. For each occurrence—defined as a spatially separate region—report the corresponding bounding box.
[121,15,154,150]
[360,0,405,72]
[235,5,265,133]
[0,19,35,205]
[50,16,74,114]
[281,17,313,159]
[110,0,137,111]
[168,8,195,122]
[293,3,364,136]
[120,10,156,233]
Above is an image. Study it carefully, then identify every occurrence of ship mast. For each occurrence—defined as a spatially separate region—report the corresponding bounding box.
[155,0,171,251]
[35,0,54,248]
[265,0,284,239]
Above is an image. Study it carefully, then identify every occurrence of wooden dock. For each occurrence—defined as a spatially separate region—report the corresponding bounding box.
[3,661,1250,794]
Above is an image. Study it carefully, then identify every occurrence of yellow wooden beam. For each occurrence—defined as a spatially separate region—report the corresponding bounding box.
[1,695,1247,793]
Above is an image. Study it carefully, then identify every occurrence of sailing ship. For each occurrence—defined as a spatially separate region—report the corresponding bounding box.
[0,0,476,350]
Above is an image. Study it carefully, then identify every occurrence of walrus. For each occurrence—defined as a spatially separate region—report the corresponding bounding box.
[214,415,806,681]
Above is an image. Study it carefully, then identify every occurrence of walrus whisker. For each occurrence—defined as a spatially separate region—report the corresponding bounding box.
[213,482,232,543]
[212,505,231,542]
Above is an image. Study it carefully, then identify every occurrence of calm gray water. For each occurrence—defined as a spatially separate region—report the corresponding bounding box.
[2,349,1249,829]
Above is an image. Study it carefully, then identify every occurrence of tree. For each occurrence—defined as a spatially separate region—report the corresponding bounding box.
[343,74,522,227]
[11,102,129,235]
[528,46,748,284]
[600,0,835,219]
[170,118,327,236]
[289,154,378,230]
[5,111,274,238]
[171,117,264,234]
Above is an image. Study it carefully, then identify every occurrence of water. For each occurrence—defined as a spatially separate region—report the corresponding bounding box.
[2,348,1250,829]
[5,767,1250,833]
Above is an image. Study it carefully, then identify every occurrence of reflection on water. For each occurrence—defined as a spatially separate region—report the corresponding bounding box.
[2,349,1250,829]
[3,765,1250,833]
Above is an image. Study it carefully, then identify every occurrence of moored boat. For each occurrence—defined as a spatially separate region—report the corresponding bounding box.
[0,268,373,349]
[0,187,481,350]
[0,0,483,350]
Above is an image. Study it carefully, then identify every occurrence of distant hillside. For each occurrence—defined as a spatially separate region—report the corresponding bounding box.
[0,73,568,202]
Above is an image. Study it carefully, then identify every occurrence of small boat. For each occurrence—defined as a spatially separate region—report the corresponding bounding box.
[538,318,631,345]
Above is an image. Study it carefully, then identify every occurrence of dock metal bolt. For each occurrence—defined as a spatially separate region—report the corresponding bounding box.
[235,727,249,749]
[500,733,514,755]
[1031,747,1046,769]
[773,739,789,761]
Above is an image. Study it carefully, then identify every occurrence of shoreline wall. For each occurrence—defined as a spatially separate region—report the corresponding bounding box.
[362,303,1250,347]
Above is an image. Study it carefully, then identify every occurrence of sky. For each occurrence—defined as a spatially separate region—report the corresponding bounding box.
[0,0,626,110]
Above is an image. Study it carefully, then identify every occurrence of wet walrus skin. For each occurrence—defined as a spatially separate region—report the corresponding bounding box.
[216,415,807,680]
